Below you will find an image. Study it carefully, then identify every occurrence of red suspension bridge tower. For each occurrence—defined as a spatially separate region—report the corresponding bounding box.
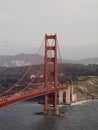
[44,34,59,115]
[0,34,74,113]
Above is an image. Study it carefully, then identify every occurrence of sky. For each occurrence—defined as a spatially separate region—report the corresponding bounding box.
[0,0,97,60]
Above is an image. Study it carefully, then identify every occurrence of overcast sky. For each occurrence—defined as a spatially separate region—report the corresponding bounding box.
[0,0,97,59]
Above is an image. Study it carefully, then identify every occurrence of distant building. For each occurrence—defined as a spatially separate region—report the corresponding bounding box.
[11,60,25,67]
[11,60,30,67]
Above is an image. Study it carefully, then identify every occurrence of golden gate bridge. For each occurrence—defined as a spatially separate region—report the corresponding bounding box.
[0,34,73,115]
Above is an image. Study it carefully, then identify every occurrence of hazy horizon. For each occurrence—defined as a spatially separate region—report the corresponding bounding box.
[0,0,97,60]
[0,52,98,61]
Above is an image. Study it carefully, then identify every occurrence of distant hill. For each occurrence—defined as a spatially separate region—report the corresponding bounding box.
[0,53,44,67]
[61,58,98,65]
[79,58,98,65]
[0,53,98,67]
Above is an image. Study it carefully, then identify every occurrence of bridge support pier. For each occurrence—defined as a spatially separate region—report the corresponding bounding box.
[53,91,59,115]
[58,84,74,104]
[43,94,49,115]
[43,92,59,115]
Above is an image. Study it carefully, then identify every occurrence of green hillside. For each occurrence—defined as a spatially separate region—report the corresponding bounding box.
[73,76,98,100]
[0,64,98,100]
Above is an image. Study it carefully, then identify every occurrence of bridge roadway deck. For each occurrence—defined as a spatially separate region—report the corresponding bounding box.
[0,85,68,108]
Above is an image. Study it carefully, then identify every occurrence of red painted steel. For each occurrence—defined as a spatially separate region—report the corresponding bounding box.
[0,85,67,108]
[0,34,69,110]
[44,34,58,112]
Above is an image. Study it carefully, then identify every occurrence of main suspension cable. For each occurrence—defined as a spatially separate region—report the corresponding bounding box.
[0,37,45,97]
